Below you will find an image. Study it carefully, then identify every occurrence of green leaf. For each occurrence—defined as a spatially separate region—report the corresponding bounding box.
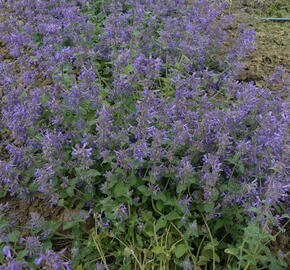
[58,199,65,207]
[88,169,101,177]
[156,200,164,211]
[88,118,96,127]
[165,211,180,221]
[213,252,221,263]
[67,187,75,197]
[0,188,7,198]
[225,247,239,256]
[243,254,256,264]
[7,231,20,242]
[18,250,28,258]
[63,221,75,230]
[174,244,190,258]
[176,184,187,194]
[152,246,166,255]
[164,197,176,206]
[114,182,129,197]
[95,231,108,242]
[198,255,211,266]
[137,185,150,196]
[144,223,154,237]
[203,202,215,212]
[154,192,167,202]
[0,220,9,230]
[124,64,134,73]
[156,217,167,231]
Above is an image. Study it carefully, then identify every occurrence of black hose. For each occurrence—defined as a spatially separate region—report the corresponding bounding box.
[257,17,290,22]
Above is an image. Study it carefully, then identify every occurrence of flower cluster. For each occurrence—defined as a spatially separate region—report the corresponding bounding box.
[0,0,98,202]
[93,0,289,223]
[0,0,288,223]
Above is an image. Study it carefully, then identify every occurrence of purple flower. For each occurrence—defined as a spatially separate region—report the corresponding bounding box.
[0,0,288,233]
[114,204,128,222]
[26,212,45,230]
[34,249,71,270]
[181,260,193,270]
[136,221,145,232]
[34,165,55,194]
[2,246,11,258]
[94,213,110,230]
[179,195,192,214]
[148,183,161,195]
[72,142,93,169]
[0,259,27,270]
[95,262,106,270]
[24,237,42,256]
[0,203,9,212]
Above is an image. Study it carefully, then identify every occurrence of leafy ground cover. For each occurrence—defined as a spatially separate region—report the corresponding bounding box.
[0,0,289,269]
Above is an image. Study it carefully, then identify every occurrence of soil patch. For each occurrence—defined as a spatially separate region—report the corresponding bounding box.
[0,196,64,226]
[229,2,290,86]
[237,13,290,87]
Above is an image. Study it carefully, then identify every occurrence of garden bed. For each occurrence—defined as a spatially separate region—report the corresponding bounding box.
[0,1,289,269]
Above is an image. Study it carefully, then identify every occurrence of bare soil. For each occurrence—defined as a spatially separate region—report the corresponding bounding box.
[236,12,290,87]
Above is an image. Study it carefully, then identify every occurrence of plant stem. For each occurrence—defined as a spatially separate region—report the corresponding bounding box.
[201,214,215,270]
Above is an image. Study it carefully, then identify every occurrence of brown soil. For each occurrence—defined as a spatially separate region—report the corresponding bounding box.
[0,196,64,226]
[228,1,290,86]
[236,12,290,87]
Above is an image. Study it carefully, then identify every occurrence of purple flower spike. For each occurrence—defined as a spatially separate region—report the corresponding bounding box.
[3,246,11,258]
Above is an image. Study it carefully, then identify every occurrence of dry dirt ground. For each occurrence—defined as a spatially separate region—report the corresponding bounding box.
[236,13,290,87]
[230,0,289,86]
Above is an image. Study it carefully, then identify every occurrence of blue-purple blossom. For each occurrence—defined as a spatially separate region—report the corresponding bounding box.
[0,203,9,212]
[24,237,42,256]
[2,246,12,258]
[72,142,93,169]
[26,212,45,229]
[0,259,27,270]
[35,249,71,270]
[136,221,145,232]
[94,213,110,230]
[147,183,161,195]
[181,260,193,270]
[95,262,106,270]
[179,195,193,214]
[114,204,128,222]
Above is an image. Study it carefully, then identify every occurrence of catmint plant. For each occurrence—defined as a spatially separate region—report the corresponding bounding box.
[0,0,288,268]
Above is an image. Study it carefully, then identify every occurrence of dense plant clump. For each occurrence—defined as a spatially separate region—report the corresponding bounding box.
[0,0,289,269]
